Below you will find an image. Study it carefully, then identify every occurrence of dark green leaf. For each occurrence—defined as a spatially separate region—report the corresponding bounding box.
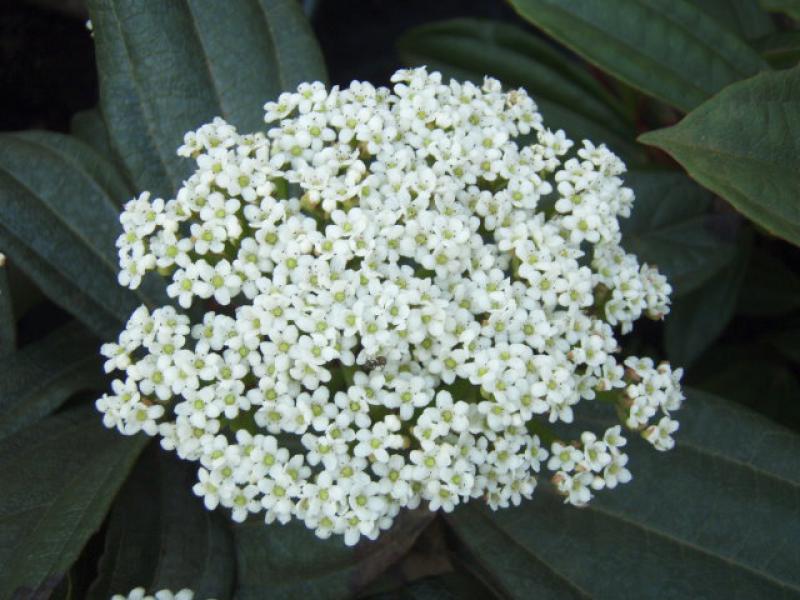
[760,0,800,19]
[354,518,455,598]
[754,31,800,69]
[508,0,768,112]
[639,66,800,246]
[397,18,642,161]
[361,570,498,600]
[446,389,800,599]
[664,236,750,367]
[690,343,800,426]
[396,20,630,125]
[88,446,234,600]
[0,265,14,356]
[70,108,125,180]
[235,508,434,599]
[0,229,121,340]
[0,320,104,440]
[87,0,327,197]
[697,0,775,40]
[622,171,739,297]
[736,248,800,316]
[766,326,800,364]
[0,407,147,598]
[0,131,151,339]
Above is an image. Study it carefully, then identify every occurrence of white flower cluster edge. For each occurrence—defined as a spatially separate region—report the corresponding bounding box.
[111,588,204,600]
[97,67,684,546]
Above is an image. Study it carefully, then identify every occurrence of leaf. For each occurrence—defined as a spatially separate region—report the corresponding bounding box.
[508,0,768,112]
[446,389,800,599]
[0,320,105,440]
[664,236,750,367]
[362,571,498,600]
[70,107,125,179]
[639,66,800,246]
[0,406,148,598]
[398,18,630,131]
[88,446,235,600]
[697,0,775,40]
[736,248,800,316]
[0,265,14,356]
[760,0,800,19]
[234,508,434,599]
[397,18,642,161]
[690,343,800,427]
[0,131,152,339]
[622,171,740,297]
[767,326,800,364]
[355,518,454,598]
[87,0,328,198]
[754,31,800,69]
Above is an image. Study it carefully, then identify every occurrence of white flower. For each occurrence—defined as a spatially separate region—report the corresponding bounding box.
[547,441,582,472]
[555,470,594,506]
[644,416,680,451]
[97,67,684,546]
[603,451,632,488]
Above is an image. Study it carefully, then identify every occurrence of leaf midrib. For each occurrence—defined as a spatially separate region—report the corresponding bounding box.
[462,505,593,599]
[0,223,122,330]
[6,133,128,209]
[4,439,139,593]
[510,0,712,106]
[181,0,230,122]
[0,354,99,437]
[580,494,800,593]
[106,0,181,194]
[0,166,119,275]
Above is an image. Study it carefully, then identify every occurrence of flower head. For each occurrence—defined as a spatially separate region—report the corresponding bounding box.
[97,68,684,546]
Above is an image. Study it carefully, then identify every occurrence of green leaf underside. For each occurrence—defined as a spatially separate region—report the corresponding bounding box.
[88,446,234,600]
[508,0,769,112]
[0,321,104,440]
[234,508,435,599]
[87,0,328,198]
[0,266,14,356]
[446,389,800,599]
[397,18,642,160]
[640,66,800,246]
[622,171,739,297]
[0,407,147,597]
[0,131,154,339]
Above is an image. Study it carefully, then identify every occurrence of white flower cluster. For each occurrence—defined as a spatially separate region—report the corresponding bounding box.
[97,67,684,546]
[111,589,204,600]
